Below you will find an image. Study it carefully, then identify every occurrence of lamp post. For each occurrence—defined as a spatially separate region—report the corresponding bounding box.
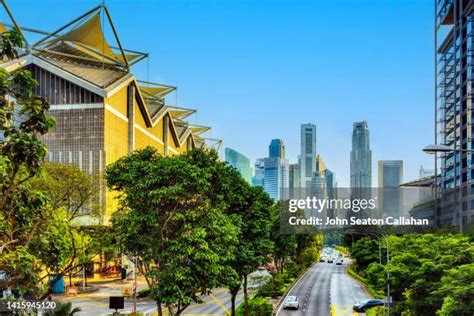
[422,144,474,233]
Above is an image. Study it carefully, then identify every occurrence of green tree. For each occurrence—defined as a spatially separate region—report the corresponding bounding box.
[435,264,474,316]
[106,147,238,316]
[0,27,56,297]
[175,150,276,316]
[271,202,297,274]
[30,162,101,221]
[44,301,81,316]
[354,234,474,315]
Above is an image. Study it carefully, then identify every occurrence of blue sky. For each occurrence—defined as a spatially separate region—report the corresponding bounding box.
[7,0,435,187]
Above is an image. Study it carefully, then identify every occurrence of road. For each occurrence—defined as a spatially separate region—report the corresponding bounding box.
[60,270,268,315]
[277,261,369,316]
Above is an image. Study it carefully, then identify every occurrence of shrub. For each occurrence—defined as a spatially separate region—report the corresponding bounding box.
[236,297,273,316]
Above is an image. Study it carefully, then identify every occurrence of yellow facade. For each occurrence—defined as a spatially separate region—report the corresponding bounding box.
[101,84,193,222]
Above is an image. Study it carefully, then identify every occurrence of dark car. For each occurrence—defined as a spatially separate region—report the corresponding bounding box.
[353,299,385,312]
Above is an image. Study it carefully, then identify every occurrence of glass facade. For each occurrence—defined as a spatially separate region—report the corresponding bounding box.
[225,147,252,183]
[269,139,285,159]
[300,123,317,188]
[436,0,474,228]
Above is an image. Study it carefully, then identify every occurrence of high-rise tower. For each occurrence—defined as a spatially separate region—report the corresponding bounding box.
[300,123,317,188]
[351,121,372,190]
[435,0,474,230]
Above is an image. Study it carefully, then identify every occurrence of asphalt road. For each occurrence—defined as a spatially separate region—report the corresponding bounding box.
[277,262,369,316]
[61,270,268,315]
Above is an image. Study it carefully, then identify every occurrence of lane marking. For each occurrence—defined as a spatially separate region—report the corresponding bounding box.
[275,263,318,315]
[209,293,230,315]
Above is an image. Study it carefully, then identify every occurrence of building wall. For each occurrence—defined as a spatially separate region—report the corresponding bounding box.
[436,0,474,228]
[28,64,193,223]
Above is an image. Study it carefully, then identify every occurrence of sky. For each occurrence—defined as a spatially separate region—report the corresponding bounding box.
[6,0,435,187]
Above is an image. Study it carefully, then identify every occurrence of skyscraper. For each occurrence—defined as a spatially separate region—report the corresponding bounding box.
[436,1,474,230]
[263,157,289,201]
[300,123,317,188]
[289,163,300,199]
[378,160,403,218]
[351,121,372,190]
[258,139,290,201]
[252,158,265,188]
[269,139,285,159]
[225,148,252,184]
[378,160,403,188]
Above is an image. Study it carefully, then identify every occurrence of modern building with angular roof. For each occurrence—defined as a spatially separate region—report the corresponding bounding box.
[0,3,222,224]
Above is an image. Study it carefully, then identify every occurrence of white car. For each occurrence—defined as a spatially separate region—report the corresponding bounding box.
[283,295,299,310]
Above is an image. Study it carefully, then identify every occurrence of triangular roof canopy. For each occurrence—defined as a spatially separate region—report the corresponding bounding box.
[167,106,196,120]
[140,86,176,99]
[33,5,137,69]
[188,124,211,136]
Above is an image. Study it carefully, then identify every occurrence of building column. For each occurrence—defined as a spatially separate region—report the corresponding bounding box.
[163,115,169,156]
[127,85,135,153]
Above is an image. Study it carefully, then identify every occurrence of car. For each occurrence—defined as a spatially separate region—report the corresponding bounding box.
[335,258,343,265]
[327,256,334,263]
[353,299,385,312]
[319,256,326,262]
[283,295,299,310]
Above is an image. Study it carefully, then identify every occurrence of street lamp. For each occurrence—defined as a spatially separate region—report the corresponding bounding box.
[422,144,474,154]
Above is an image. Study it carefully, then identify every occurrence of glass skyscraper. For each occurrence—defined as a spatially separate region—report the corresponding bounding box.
[289,163,300,199]
[350,121,372,190]
[225,147,252,184]
[255,139,290,201]
[436,0,474,230]
[252,158,265,187]
[269,139,285,159]
[300,123,317,188]
[378,160,403,218]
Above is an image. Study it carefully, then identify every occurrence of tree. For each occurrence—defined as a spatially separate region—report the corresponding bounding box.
[354,234,474,315]
[224,186,275,316]
[30,162,101,221]
[44,301,81,316]
[271,202,297,274]
[435,264,474,316]
[0,27,56,297]
[106,147,238,316]
[183,153,276,316]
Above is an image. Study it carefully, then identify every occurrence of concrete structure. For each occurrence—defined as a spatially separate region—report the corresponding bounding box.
[225,147,252,183]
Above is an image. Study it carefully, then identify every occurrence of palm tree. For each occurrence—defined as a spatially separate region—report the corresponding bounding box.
[44,301,81,316]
